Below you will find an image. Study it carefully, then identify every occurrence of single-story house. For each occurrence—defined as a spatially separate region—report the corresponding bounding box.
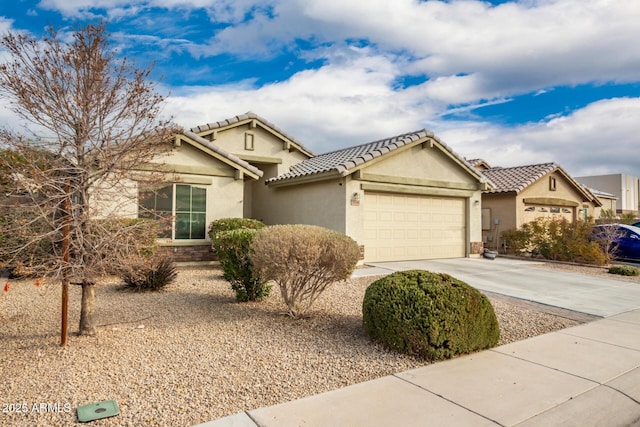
[574,173,640,216]
[468,160,602,250]
[136,113,491,263]
[581,186,617,218]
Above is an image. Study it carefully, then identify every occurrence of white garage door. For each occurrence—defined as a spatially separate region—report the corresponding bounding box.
[364,192,466,262]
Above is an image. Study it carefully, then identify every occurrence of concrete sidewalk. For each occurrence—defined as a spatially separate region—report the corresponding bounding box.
[197,309,640,427]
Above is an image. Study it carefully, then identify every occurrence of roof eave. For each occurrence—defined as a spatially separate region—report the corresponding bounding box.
[266,169,343,188]
[178,132,263,180]
[191,113,315,158]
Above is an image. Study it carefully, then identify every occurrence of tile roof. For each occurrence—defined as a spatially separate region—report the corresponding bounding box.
[466,158,491,168]
[268,129,483,184]
[189,112,314,157]
[480,163,558,193]
[182,131,264,178]
[466,159,486,166]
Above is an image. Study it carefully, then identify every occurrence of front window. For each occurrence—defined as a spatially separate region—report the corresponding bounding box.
[139,184,207,240]
[175,185,206,239]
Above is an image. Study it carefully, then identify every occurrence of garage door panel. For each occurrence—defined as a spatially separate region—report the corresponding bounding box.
[364,192,466,262]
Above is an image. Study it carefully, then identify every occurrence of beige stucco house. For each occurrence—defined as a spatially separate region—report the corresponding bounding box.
[259,129,490,262]
[469,160,602,250]
[138,113,490,263]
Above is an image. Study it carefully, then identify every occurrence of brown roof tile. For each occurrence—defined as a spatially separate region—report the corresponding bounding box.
[480,163,557,193]
[268,129,483,184]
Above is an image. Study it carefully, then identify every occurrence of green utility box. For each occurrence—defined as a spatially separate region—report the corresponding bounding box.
[77,400,120,423]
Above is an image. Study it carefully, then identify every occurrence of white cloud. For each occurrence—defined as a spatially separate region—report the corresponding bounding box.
[34,0,640,104]
[196,0,640,103]
[6,0,640,181]
[438,97,640,178]
[165,51,436,151]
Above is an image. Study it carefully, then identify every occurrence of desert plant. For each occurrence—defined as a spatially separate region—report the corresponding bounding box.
[362,270,499,361]
[507,217,607,265]
[0,210,54,278]
[208,217,265,240]
[608,265,640,276]
[121,255,177,292]
[250,224,360,318]
[0,216,160,278]
[500,228,530,255]
[597,209,617,224]
[0,23,177,338]
[619,213,638,225]
[212,228,270,301]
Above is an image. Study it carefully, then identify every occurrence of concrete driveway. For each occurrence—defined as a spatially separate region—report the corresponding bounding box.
[356,257,640,317]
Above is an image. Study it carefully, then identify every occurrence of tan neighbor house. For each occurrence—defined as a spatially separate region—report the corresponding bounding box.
[139,113,490,263]
[582,186,617,218]
[468,160,602,251]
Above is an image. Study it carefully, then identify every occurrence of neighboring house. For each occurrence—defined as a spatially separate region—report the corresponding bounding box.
[136,113,491,263]
[470,161,602,250]
[581,186,617,219]
[574,174,640,216]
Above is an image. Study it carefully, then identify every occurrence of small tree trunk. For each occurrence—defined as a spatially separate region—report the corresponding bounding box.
[79,281,97,336]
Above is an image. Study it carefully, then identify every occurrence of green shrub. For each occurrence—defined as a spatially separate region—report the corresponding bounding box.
[121,255,177,292]
[208,218,265,240]
[504,217,607,266]
[608,265,640,276]
[362,270,499,361]
[212,228,270,301]
[251,224,360,318]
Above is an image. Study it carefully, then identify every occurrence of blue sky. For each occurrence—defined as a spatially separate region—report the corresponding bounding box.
[1,0,640,178]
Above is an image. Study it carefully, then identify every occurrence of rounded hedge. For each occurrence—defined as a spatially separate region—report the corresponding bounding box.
[362,270,499,361]
[208,218,265,240]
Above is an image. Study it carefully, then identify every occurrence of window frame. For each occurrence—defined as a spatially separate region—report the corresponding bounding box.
[139,183,208,241]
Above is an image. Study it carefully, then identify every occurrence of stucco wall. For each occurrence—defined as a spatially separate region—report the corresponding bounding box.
[594,196,617,218]
[365,143,479,185]
[100,140,247,242]
[525,171,586,205]
[205,124,310,173]
[259,178,347,232]
[481,194,517,250]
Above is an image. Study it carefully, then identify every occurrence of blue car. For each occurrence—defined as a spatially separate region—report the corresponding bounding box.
[592,224,640,262]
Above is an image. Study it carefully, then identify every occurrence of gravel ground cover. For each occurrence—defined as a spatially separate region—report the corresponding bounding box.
[1,265,589,426]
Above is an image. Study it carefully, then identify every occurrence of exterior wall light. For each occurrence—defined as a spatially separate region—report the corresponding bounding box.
[351,192,361,206]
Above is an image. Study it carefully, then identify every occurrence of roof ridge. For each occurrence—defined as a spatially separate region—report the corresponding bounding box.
[266,128,486,186]
[485,162,556,171]
[315,129,430,157]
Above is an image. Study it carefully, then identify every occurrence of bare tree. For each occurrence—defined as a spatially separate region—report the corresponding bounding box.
[0,23,178,339]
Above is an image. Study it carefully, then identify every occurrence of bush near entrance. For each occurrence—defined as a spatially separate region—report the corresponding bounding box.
[209,218,268,302]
